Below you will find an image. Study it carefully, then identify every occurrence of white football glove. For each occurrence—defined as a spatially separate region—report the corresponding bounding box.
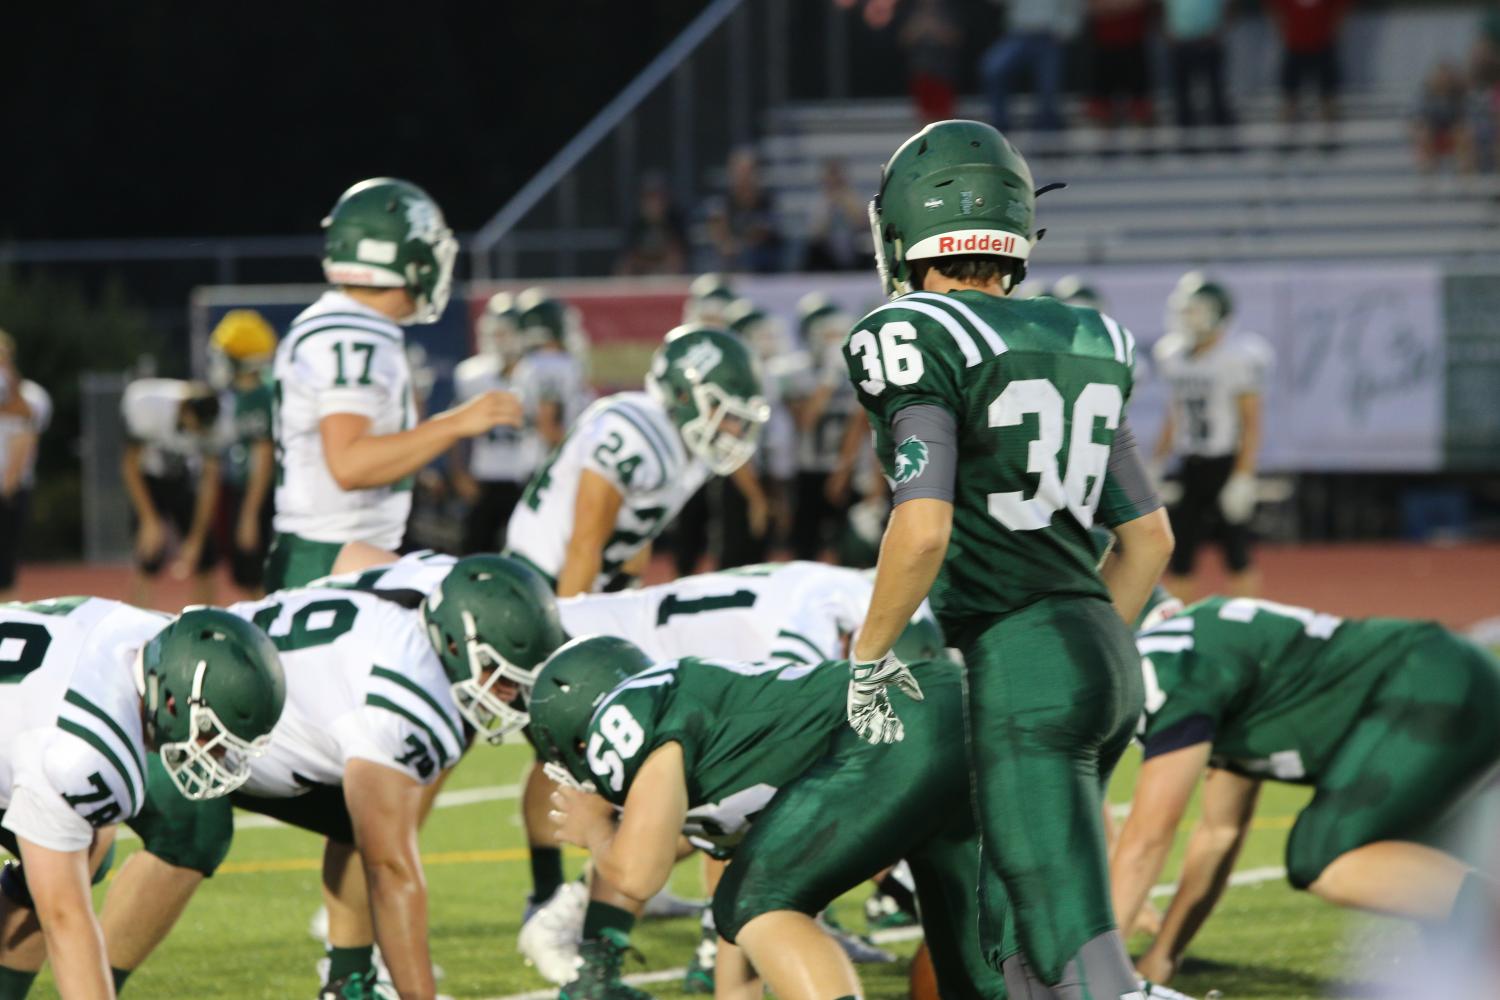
[1218,472,1257,525]
[847,651,924,745]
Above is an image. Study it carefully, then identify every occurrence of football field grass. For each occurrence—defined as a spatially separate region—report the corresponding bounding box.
[36,742,1414,1000]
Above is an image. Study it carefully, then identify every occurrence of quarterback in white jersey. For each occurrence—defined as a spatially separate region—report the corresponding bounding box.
[0,599,283,999]
[1152,272,1273,598]
[267,177,519,593]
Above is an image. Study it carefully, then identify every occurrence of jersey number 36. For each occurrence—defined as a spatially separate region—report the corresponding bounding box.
[989,380,1122,531]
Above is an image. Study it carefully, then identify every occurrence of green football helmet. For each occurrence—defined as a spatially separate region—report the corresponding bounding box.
[321,177,458,325]
[421,555,567,743]
[528,636,654,792]
[516,287,569,351]
[646,325,770,476]
[684,273,737,324]
[891,613,950,664]
[1168,271,1233,342]
[797,292,852,357]
[726,300,792,363]
[139,608,287,801]
[869,120,1038,299]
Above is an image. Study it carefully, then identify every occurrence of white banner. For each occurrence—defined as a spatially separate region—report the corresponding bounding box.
[741,262,1446,473]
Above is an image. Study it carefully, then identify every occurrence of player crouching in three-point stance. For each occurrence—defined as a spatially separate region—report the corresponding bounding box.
[0,600,285,1000]
[844,120,1180,1000]
[534,634,1009,1000]
[1113,594,1500,987]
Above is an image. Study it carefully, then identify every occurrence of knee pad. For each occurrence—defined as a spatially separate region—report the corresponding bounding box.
[0,860,32,909]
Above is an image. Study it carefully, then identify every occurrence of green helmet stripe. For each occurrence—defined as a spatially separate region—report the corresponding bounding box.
[58,719,140,815]
[63,690,148,787]
[370,666,464,752]
[774,628,828,664]
[365,695,450,770]
[906,293,1009,357]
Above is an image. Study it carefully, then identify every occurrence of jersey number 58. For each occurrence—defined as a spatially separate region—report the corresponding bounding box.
[586,704,645,793]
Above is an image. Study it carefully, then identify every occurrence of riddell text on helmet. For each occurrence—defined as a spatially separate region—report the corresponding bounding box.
[938,233,1017,254]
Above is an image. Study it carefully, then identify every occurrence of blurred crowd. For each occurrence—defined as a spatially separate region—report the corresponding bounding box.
[1413,9,1500,175]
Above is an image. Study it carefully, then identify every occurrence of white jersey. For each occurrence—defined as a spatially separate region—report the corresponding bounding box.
[322,553,880,666]
[122,378,227,478]
[453,353,536,483]
[1154,332,1272,459]
[226,587,464,794]
[272,291,417,549]
[0,598,165,852]
[512,350,591,431]
[0,381,51,488]
[505,392,709,590]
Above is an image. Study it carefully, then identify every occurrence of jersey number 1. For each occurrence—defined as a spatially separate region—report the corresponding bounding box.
[988,380,1123,531]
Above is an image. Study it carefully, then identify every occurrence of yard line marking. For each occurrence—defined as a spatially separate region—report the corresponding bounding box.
[113,782,520,842]
[478,869,1291,1000]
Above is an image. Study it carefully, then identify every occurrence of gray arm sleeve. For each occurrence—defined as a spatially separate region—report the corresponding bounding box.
[1104,419,1162,518]
[889,404,957,506]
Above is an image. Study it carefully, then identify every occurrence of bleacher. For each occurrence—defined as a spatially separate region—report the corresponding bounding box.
[733,91,1500,266]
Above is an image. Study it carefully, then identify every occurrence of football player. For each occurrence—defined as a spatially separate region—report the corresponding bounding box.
[317,548,924,988]
[1151,273,1273,600]
[785,294,860,561]
[843,120,1177,998]
[1114,595,1500,986]
[0,357,50,603]
[531,637,1005,1000]
[87,556,562,1000]
[207,310,278,597]
[451,293,534,553]
[267,177,521,591]
[512,289,593,459]
[681,274,737,326]
[0,601,284,999]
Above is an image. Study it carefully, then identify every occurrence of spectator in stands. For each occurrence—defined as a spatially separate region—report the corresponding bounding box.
[1163,0,1234,130]
[1266,0,1351,129]
[1084,0,1156,129]
[0,333,48,601]
[980,0,1083,132]
[1471,21,1500,172]
[120,377,227,608]
[616,171,688,276]
[705,147,784,273]
[1413,62,1478,175]
[802,159,872,272]
[900,0,961,124]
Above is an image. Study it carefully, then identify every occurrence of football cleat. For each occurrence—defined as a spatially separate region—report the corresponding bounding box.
[819,912,896,964]
[863,889,918,931]
[518,880,588,984]
[681,917,717,994]
[642,887,703,920]
[560,929,654,1000]
[1140,981,1198,1000]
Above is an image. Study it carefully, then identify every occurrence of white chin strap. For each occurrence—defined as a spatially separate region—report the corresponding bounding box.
[158,660,270,801]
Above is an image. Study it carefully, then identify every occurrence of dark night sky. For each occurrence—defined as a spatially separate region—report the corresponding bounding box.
[2,2,711,240]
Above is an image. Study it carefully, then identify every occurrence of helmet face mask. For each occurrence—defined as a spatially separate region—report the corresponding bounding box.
[140,609,286,801]
[647,326,770,477]
[321,178,458,326]
[420,555,567,744]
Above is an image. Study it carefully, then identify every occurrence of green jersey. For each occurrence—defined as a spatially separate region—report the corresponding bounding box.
[224,378,273,488]
[581,657,848,854]
[1136,597,1426,783]
[844,290,1153,625]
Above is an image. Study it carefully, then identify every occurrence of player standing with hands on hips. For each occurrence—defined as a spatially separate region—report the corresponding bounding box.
[843,120,1182,1000]
[266,177,522,590]
[1152,273,1271,600]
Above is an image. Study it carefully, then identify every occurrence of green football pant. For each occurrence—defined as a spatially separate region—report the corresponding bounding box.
[263,531,344,592]
[956,596,1143,987]
[714,663,1008,1000]
[1285,627,1500,888]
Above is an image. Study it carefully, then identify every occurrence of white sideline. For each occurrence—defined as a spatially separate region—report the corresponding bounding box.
[479,867,1290,1000]
[113,782,521,842]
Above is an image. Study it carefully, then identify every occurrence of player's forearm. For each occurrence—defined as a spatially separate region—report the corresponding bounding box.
[1149,822,1241,966]
[365,855,437,999]
[186,459,221,547]
[1110,824,1176,935]
[120,448,157,521]
[852,499,949,661]
[556,541,605,598]
[1233,398,1261,476]
[242,441,274,517]
[587,828,668,905]
[325,416,465,491]
[39,909,113,1000]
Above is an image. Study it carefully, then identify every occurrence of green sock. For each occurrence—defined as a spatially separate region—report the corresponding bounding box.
[111,968,132,993]
[582,900,636,942]
[0,966,36,1000]
[326,944,375,982]
[530,846,564,903]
